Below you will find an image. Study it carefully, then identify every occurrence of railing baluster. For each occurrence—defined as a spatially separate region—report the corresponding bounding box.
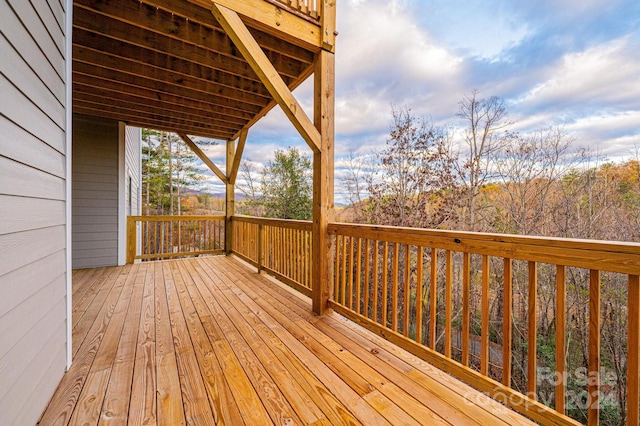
[429,247,437,350]
[364,239,370,318]
[445,250,452,358]
[334,234,340,301]
[299,228,302,285]
[481,254,490,375]
[416,246,424,344]
[403,244,411,336]
[382,242,389,328]
[628,274,639,426]
[528,261,538,399]
[392,242,399,332]
[355,237,362,314]
[341,234,347,305]
[347,236,354,310]
[503,258,512,386]
[372,241,379,323]
[588,269,600,426]
[555,265,566,413]
[462,252,470,366]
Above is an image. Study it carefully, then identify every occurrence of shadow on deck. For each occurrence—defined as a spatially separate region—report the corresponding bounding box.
[39,256,533,425]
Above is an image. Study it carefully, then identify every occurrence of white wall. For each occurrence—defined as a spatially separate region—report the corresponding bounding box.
[0,0,69,424]
[125,126,142,217]
[119,125,142,264]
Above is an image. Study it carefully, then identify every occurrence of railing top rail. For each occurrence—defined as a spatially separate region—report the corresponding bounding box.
[130,215,226,222]
[232,215,313,230]
[329,222,640,275]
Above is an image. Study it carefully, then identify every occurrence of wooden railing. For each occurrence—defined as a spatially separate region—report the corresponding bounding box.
[328,223,640,426]
[126,215,225,262]
[273,0,320,20]
[231,215,313,296]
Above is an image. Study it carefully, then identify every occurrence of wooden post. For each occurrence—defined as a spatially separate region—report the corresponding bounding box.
[628,275,639,426]
[126,216,136,264]
[225,139,234,255]
[588,270,601,426]
[311,49,334,315]
[257,223,264,273]
[320,0,337,52]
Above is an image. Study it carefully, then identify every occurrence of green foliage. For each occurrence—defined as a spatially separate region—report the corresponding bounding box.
[142,130,206,215]
[259,147,312,220]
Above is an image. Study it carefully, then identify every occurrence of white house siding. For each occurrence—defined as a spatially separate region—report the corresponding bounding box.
[125,126,142,217]
[72,114,120,269]
[0,0,69,424]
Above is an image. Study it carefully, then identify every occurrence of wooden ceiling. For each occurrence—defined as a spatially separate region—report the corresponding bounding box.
[72,0,321,141]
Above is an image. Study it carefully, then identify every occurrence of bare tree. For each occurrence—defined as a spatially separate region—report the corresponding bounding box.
[342,151,371,222]
[493,126,575,235]
[365,106,460,228]
[455,90,511,231]
[236,161,262,216]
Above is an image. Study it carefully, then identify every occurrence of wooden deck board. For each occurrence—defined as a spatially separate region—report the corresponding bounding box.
[39,256,536,425]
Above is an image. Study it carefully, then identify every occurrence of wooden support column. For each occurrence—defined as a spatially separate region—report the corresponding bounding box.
[225,139,235,255]
[311,49,335,315]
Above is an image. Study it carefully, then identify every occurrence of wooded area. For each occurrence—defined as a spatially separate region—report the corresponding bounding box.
[336,92,640,425]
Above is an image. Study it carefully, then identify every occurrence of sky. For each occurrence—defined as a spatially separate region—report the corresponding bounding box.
[198,0,640,200]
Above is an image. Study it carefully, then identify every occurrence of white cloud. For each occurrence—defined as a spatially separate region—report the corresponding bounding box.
[517,37,640,111]
[334,0,463,138]
[565,111,640,157]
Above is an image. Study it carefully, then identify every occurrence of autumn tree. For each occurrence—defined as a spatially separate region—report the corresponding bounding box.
[364,106,461,228]
[492,126,576,235]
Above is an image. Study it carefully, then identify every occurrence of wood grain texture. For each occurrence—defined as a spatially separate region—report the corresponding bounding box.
[41,256,545,426]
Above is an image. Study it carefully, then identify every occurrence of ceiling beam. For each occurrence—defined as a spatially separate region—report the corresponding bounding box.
[72,63,268,112]
[74,106,232,140]
[73,29,277,92]
[212,3,320,153]
[73,99,236,137]
[72,82,249,126]
[74,1,309,78]
[72,93,242,132]
[72,74,257,121]
[178,133,228,183]
[73,48,272,107]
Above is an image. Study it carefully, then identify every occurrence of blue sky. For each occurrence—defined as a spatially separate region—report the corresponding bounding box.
[199,0,640,198]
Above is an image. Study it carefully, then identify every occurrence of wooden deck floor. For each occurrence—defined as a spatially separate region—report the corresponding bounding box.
[39,256,534,425]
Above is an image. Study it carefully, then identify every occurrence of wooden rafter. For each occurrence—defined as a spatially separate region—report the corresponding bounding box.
[73,2,310,78]
[72,73,260,119]
[178,133,228,183]
[72,0,319,140]
[72,34,275,97]
[211,3,321,153]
